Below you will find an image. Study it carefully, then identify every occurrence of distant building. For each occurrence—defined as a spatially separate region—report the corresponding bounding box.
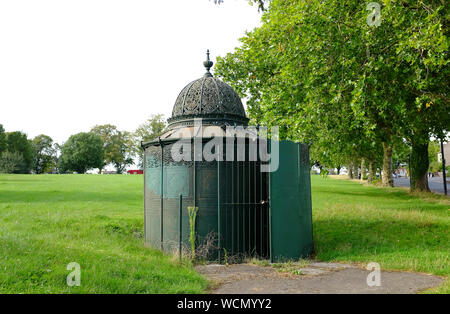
[394,167,408,177]
[127,170,143,175]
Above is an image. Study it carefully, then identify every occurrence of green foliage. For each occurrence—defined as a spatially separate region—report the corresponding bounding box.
[130,114,167,168]
[58,132,104,174]
[5,131,33,173]
[369,177,382,185]
[0,124,6,154]
[90,124,133,174]
[428,140,442,173]
[0,151,25,173]
[428,140,441,164]
[320,168,329,178]
[32,134,55,174]
[428,161,441,173]
[212,0,267,11]
[216,0,449,189]
[223,248,229,266]
[392,138,411,171]
[187,206,199,260]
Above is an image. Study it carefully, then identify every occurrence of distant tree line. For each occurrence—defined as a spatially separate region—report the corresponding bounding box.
[0,114,166,174]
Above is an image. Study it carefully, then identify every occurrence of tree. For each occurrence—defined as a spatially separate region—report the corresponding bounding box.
[90,124,134,174]
[5,131,33,173]
[428,140,442,174]
[392,138,411,175]
[32,134,55,174]
[52,143,62,174]
[131,115,166,168]
[215,0,449,191]
[0,124,6,154]
[394,3,449,191]
[0,151,24,174]
[212,0,267,11]
[110,131,134,174]
[58,132,104,174]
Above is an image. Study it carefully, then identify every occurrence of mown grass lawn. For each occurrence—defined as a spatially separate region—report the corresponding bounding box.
[312,176,449,294]
[0,174,448,293]
[0,174,207,293]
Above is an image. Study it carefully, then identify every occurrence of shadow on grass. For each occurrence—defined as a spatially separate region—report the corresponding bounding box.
[318,188,412,199]
[313,215,449,273]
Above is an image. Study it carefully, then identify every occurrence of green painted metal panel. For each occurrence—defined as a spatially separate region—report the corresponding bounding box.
[144,154,161,248]
[269,140,313,262]
[163,166,190,198]
[145,166,161,196]
[144,148,193,252]
[146,165,189,198]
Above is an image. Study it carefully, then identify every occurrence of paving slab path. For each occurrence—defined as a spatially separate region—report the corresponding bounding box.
[195,262,444,294]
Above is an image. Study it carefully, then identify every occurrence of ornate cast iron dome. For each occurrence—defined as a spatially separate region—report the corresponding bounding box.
[167,50,249,129]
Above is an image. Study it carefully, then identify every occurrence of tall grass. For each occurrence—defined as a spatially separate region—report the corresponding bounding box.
[0,174,207,293]
[311,176,449,293]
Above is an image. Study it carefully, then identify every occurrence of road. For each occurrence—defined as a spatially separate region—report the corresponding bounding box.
[394,177,449,195]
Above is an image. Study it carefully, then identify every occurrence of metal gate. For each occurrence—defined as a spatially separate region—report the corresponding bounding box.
[217,142,270,261]
[216,140,313,262]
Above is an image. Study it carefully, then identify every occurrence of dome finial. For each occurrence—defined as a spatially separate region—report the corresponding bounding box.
[203,49,213,77]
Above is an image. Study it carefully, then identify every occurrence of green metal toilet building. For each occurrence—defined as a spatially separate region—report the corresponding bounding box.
[142,52,313,262]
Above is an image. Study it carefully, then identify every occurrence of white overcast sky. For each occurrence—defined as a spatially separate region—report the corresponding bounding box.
[0,0,261,144]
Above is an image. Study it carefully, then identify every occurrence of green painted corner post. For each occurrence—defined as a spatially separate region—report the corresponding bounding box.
[143,152,146,244]
[179,194,183,261]
[269,141,314,262]
[269,166,273,264]
[159,139,164,251]
[268,139,273,263]
[217,158,221,263]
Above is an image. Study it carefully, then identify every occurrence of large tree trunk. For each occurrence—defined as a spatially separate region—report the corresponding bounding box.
[410,136,430,192]
[353,162,359,180]
[382,142,394,187]
[360,158,366,181]
[367,160,376,183]
[337,165,341,175]
[348,163,354,179]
